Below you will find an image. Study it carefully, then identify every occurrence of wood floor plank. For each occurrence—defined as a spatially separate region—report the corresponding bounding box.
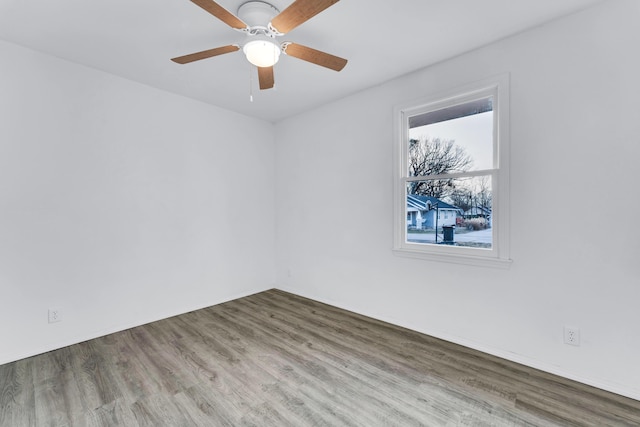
[229,295,495,401]
[212,300,437,425]
[172,383,236,426]
[212,296,536,425]
[70,340,122,412]
[0,358,35,427]
[98,332,164,405]
[32,347,92,427]
[69,398,138,427]
[1,289,639,426]
[130,392,198,427]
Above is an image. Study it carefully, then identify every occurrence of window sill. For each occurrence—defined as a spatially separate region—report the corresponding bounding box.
[392,247,512,269]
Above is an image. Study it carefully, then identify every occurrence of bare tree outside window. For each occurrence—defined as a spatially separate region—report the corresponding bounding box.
[407,137,473,198]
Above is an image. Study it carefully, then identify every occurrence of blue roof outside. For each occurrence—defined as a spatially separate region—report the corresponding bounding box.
[407,195,461,212]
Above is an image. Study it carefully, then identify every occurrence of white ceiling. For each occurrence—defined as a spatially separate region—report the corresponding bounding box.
[0,0,604,122]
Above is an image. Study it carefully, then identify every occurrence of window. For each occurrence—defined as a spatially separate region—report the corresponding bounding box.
[393,75,511,268]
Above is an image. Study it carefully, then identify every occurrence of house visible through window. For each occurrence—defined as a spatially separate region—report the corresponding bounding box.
[393,75,511,267]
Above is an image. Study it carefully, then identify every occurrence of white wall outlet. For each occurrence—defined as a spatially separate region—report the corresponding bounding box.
[48,308,62,323]
[564,326,580,346]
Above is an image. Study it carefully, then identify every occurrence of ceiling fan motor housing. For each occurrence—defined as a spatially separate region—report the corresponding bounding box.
[237,1,280,30]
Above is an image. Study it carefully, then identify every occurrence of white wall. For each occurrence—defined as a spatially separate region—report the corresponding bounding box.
[275,0,640,399]
[0,40,276,364]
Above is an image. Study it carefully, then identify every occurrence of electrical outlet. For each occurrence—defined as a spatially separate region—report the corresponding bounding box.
[564,326,580,346]
[48,308,62,324]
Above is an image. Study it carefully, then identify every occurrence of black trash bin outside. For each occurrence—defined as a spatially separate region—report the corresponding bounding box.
[442,225,455,243]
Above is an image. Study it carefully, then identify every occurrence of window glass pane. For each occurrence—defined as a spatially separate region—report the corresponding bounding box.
[406,176,492,248]
[408,98,493,175]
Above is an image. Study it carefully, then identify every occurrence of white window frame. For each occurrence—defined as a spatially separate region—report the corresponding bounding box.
[392,74,512,268]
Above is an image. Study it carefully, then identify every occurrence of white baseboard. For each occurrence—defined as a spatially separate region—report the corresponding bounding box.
[276,285,640,402]
[6,284,638,402]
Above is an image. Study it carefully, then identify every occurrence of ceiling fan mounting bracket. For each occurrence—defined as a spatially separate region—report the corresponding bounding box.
[280,41,292,52]
[267,23,284,36]
[245,26,277,38]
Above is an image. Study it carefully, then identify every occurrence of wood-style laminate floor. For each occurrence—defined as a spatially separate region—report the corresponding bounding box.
[1,289,639,426]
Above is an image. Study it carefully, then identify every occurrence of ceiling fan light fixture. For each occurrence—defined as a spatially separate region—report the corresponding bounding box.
[243,39,281,67]
[173,0,348,91]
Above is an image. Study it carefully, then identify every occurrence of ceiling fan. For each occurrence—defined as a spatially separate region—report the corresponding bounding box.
[171,0,348,90]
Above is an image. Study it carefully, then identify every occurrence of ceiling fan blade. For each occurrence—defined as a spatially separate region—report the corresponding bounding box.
[190,0,247,29]
[257,66,275,90]
[171,45,240,64]
[282,42,347,71]
[270,0,339,34]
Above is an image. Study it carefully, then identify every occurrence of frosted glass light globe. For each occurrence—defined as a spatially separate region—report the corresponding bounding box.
[243,40,281,67]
